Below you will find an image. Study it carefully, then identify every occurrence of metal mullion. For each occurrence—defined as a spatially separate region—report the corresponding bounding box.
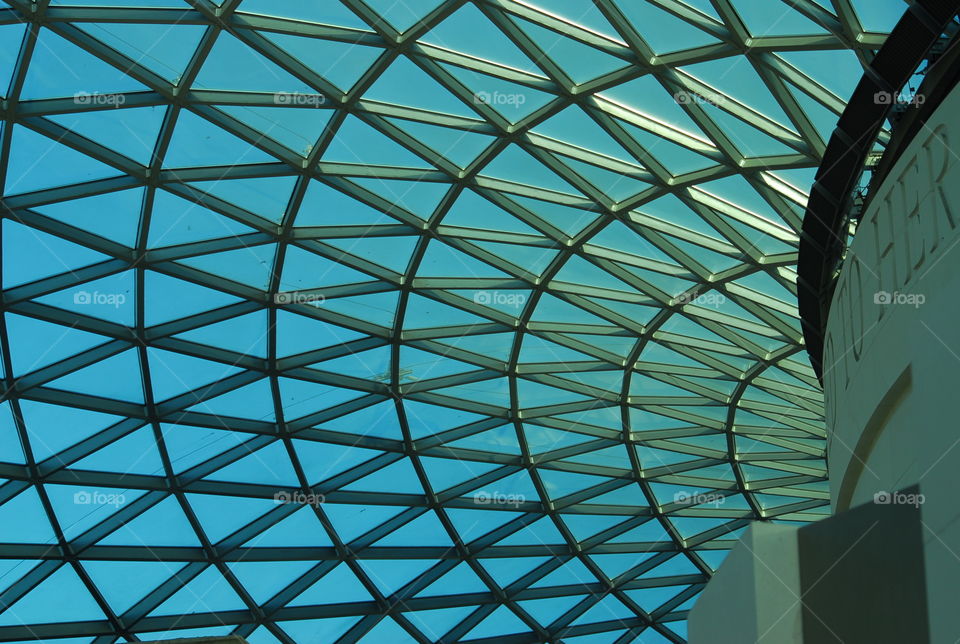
[229,12,381,45]
[13,339,133,392]
[527,417,620,442]
[291,223,417,240]
[417,445,517,467]
[484,0,634,58]
[475,176,591,210]
[724,292,801,343]
[670,199,764,267]
[16,91,164,117]
[583,109,678,186]
[357,97,493,132]
[634,361,727,381]
[36,417,145,475]
[284,402,397,441]
[524,146,622,211]
[650,0,730,38]
[515,372,619,404]
[533,331,632,367]
[477,2,576,90]
[755,60,828,158]
[68,490,171,552]
[189,103,304,167]
[0,258,130,306]
[37,21,177,98]
[517,360,623,375]
[526,455,630,478]
[650,582,704,622]
[440,603,501,643]
[688,187,801,244]
[158,180,283,233]
[624,211,743,257]
[116,561,211,626]
[550,293,648,337]
[358,111,464,178]
[674,72,812,156]
[652,330,755,361]
[433,464,520,504]
[615,228,713,283]
[143,231,275,263]
[577,515,656,554]
[520,398,619,421]
[156,373,271,420]
[409,41,554,88]
[316,451,404,491]
[524,131,654,179]
[400,369,503,396]
[762,51,850,115]
[646,76,742,165]
[223,29,344,103]
[747,476,829,495]
[593,97,727,163]
[400,322,511,343]
[8,206,132,258]
[634,403,726,432]
[141,301,260,341]
[0,560,66,624]
[295,238,404,284]
[158,161,291,185]
[274,335,388,371]
[581,257,673,306]
[736,398,821,423]
[411,416,506,451]
[643,371,732,405]
[174,436,276,487]
[637,437,726,461]
[750,178,807,235]
[15,112,144,177]
[526,322,632,336]
[426,235,546,282]
[43,6,204,24]
[157,410,276,436]
[1,175,141,211]
[549,478,633,512]
[347,506,428,553]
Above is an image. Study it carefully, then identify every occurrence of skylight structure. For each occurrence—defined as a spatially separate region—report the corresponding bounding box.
[0,0,902,642]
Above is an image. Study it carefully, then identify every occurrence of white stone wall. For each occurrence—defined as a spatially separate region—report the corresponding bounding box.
[824,81,960,642]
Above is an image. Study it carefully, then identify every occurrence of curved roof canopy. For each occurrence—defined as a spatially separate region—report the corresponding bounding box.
[0,0,900,642]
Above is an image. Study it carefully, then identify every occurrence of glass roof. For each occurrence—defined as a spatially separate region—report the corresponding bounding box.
[0,0,899,642]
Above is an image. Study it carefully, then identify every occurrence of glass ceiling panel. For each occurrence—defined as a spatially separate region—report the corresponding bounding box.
[0,0,900,642]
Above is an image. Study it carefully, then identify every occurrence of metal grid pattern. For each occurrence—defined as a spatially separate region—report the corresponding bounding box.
[0,0,896,642]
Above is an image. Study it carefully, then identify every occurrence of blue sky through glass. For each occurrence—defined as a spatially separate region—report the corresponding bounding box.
[0,0,904,642]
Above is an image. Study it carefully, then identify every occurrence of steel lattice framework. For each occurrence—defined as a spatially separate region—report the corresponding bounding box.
[0,0,897,642]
